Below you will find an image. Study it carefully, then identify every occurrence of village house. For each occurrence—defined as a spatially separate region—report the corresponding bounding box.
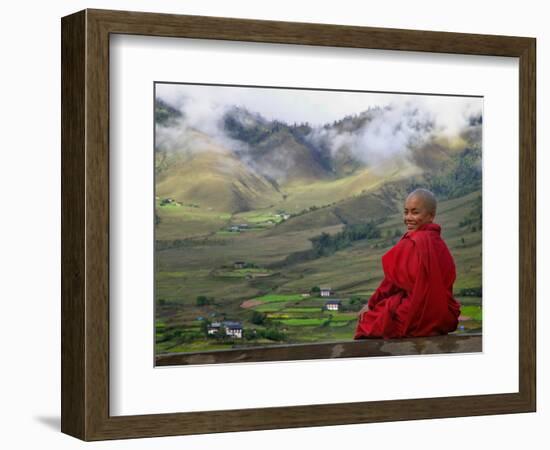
[234,261,246,269]
[228,224,249,232]
[275,212,290,220]
[223,321,243,338]
[207,322,222,335]
[160,197,175,205]
[207,321,243,338]
[320,287,332,297]
[324,299,342,311]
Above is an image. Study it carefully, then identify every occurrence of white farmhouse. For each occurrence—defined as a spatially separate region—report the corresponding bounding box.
[324,300,342,311]
[223,321,243,338]
[320,287,332,297]
[207,322,222,335]
[207,321,243,338]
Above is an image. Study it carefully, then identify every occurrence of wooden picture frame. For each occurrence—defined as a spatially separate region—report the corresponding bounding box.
[61,8,536,441]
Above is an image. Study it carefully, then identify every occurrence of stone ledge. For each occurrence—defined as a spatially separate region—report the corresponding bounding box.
[155,333,482,367]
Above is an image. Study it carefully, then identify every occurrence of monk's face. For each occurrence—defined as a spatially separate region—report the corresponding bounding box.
[403,195,435,231]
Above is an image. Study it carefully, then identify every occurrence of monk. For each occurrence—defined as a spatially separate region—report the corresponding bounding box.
[354,188,461,339]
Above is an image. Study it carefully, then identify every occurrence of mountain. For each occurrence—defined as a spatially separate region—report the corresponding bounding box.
[154,98,482,215]
[155,97,182,126]
[223,106,334,185]
[155,128,282,212]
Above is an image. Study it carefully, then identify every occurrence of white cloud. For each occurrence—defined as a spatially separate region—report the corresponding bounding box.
[155,82,482,170]
[156,82,481,129]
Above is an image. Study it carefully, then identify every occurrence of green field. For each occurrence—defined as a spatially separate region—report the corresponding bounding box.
[253,294,305,303]
[461,305,483,321]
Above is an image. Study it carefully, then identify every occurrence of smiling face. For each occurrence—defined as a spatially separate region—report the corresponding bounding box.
[403,194,435,231]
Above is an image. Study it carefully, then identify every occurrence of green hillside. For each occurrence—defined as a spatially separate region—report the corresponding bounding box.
[155,189,482,354]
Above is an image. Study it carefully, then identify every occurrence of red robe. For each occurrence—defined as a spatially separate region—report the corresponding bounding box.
[354,222,461,339]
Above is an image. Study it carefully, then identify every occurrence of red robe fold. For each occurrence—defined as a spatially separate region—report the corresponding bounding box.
[354,222,461,339]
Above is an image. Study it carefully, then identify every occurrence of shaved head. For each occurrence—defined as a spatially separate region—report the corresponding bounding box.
[406,188,437,215]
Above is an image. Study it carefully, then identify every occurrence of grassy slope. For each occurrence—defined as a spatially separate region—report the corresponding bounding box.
[156,130,282,214]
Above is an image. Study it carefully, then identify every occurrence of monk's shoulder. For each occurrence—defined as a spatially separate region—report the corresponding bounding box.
[402,232,421,245]
[411,230,455,261]
[392,235,417,254]
[408,229,440,244]
[400,235,416,246]
[382,235,418,270]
